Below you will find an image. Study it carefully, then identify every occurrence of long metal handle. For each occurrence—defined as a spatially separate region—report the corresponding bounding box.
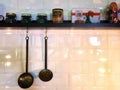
[26,29,29,73]
[44,36,48,69]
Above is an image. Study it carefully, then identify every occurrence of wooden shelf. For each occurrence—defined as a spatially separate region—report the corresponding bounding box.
[0,21,120,28]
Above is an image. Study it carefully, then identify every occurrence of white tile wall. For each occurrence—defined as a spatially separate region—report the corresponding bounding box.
[0,28,119,90]
[0,0,120,90]
[0,0,120,20]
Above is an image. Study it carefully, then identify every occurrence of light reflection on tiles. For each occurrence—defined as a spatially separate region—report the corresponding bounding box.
[0,28,120,90]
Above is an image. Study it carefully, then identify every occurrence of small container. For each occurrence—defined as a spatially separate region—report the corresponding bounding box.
[52,8,63,23]
[37,13,47,23]
[108,2,119,23]
[0,15,4,21]
[21,13,31,23]
[5,13,16,23]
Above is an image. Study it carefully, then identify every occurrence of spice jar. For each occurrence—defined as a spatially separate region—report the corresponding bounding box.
[5,13,16,23]
[37,13,47,23]
[0,15,4,22]
[21,13,31,23]
[52,8,63,23]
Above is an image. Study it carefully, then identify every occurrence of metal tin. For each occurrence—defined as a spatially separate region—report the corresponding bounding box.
[5,13,16,23]
[52,8,63,23]
[0,15,4,21]
[21,13,31,23]
[37,13,47,23]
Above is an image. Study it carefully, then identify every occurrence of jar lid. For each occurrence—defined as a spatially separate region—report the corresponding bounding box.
[21,13,31,17]
[52,8,63,11]
[6,13,16,17]
[37,13,47,16]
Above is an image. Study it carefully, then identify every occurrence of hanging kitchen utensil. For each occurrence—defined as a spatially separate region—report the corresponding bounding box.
[18,28,34,89]
[39,28,53,82]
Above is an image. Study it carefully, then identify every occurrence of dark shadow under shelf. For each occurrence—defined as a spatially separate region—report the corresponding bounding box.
[0,21,120,28]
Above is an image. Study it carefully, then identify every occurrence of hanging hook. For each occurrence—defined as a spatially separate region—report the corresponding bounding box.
[44,27,48,39]
[26,27,29,40]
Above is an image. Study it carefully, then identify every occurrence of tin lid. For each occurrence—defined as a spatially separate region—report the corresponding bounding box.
[37,13,47,16]
[21,13,31,17]
[52,8,63,11]
[6,13,16,17]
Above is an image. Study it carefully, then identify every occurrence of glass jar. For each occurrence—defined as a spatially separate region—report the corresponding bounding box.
[52,8,63,23]
[5,13,16,23]
[21,13,31,23]
[0,15,4,21]
[37,13,47,23]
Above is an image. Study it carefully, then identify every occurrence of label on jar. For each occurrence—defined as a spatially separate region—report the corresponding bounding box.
[52,9,63,23]
[118,13,120,21]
